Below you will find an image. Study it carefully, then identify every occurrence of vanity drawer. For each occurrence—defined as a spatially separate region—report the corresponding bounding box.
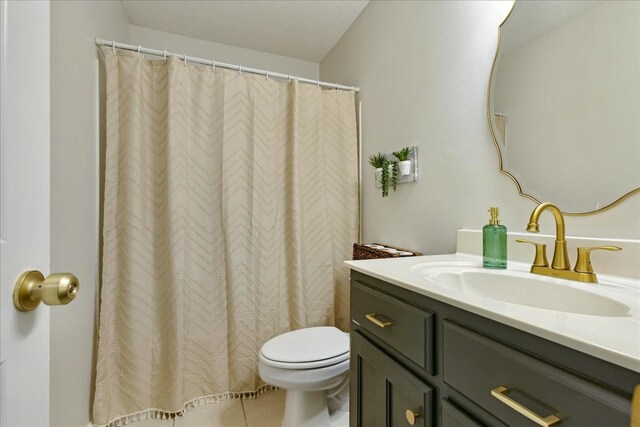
[351,281,434,373]
[443,321,630,426]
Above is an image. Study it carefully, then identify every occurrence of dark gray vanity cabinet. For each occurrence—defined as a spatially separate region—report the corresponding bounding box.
[349,270,640,427]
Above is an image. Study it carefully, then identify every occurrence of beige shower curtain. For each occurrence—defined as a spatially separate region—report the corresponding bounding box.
[93,49,358,426]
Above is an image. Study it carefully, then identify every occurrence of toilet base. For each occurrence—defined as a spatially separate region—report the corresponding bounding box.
[282,389,330,427]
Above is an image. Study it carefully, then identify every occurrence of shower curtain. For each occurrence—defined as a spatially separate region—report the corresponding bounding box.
[93,48,358,426]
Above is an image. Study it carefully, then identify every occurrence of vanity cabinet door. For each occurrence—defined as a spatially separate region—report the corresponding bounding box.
[351,330,386,427]
[351,331,434,427]
[443,321,630,426]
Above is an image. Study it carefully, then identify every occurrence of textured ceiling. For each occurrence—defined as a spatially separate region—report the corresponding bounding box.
[122,0,369,62]
[501,1,605,53]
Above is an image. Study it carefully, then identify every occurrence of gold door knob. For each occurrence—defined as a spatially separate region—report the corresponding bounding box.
[13,270,79,312]
[405,409,421,425]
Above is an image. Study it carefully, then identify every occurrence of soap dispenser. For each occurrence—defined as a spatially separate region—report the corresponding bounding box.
[483,207,507,269]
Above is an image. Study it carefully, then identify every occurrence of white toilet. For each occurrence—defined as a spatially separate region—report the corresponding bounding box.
[258,326,350,427]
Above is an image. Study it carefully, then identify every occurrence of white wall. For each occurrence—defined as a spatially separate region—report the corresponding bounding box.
[129,25,319,80]
[494,1,639,213]
[50,2,129,426]
[320,0,640,256]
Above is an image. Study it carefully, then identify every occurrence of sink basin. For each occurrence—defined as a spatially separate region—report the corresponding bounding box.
[411,262,631,317]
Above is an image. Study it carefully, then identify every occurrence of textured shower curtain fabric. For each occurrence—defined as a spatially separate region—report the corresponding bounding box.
[93,48,358,426]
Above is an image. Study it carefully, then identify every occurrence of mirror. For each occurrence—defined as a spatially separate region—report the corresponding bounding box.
[489,0,640,215]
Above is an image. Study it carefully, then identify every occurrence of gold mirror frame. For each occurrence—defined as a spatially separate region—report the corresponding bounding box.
[487,1,640,216]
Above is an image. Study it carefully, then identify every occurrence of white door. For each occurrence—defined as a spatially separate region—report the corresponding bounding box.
[0,1,52,426]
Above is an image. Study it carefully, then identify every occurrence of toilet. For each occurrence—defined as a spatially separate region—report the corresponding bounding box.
[258,326,350,427]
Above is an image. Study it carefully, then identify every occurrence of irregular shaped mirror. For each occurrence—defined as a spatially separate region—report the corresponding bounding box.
[489,0,640,214]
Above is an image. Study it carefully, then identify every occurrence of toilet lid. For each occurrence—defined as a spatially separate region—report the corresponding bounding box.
[260,326,349,365]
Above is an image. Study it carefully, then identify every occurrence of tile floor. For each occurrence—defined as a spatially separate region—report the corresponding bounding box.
[135,389,286,427]
[131,390,349,427]
[127,389,349,427]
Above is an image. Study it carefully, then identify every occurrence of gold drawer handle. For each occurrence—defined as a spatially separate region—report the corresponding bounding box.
[405,409,421,425]
[365,313,392,328]
[632,384,640,427]
[491,386,560,427]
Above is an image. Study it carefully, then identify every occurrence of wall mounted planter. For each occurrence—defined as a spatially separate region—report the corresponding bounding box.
[375,145,418,188]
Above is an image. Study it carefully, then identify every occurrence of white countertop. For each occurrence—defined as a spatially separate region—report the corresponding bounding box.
[345,253,640,373]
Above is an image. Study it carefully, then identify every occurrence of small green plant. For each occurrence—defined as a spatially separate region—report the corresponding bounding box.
[390,161,398,192]
[380,161,389,197]
[368,152,387,168]
[380,160,398,197]
[369,152,399,197]
[392,147,411,162]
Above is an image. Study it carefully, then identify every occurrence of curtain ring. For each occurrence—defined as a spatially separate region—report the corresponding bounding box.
[184,55,188,66]
[212,60,216,71]
[137,45,141,53]
[111,40,116,55]
[265,70,270,80]
[288,74,292,82]
[238,66,242,75]
[163,50,168,62]
[317,80,320,89]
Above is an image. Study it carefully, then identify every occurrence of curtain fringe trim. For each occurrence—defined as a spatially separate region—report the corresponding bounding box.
[93,384,277,427]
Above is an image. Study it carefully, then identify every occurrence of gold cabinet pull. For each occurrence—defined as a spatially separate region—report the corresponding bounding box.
[365,313,392,328]
[491,386,560,427]
[632,384,640,427]
[405,409,421,425]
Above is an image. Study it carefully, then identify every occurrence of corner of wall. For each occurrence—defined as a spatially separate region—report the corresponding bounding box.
[50,1,129,425]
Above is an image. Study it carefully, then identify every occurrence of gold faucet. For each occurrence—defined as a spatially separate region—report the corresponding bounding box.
[517,202,621,283]
[526,202,570,270]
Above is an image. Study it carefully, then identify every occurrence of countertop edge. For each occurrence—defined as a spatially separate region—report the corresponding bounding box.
[345,254,640,373]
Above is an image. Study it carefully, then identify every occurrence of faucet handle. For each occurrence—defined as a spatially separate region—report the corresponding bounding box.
[516,239,549,267]
[574,246,622,274]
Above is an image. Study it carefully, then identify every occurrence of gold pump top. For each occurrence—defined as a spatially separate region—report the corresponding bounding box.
[488,207,500,225]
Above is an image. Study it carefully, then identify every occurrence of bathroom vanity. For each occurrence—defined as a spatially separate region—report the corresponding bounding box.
[346,245,640,426]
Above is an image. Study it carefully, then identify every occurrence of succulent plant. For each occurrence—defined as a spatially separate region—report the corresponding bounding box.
[392,147,411,162]
[368,152,387,169]
[369,152,400,197]
[390,161,398,192]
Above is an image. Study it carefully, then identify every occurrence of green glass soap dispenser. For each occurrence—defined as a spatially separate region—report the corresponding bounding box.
[483,207,507,269]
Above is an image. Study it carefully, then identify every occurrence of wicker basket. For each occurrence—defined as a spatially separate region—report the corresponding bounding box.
[352,243,422,260]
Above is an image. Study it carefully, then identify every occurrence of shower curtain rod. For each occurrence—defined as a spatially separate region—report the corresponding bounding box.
[95,38,360,93]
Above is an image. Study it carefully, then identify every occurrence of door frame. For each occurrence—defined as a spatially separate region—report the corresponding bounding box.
[1,1,7,421]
